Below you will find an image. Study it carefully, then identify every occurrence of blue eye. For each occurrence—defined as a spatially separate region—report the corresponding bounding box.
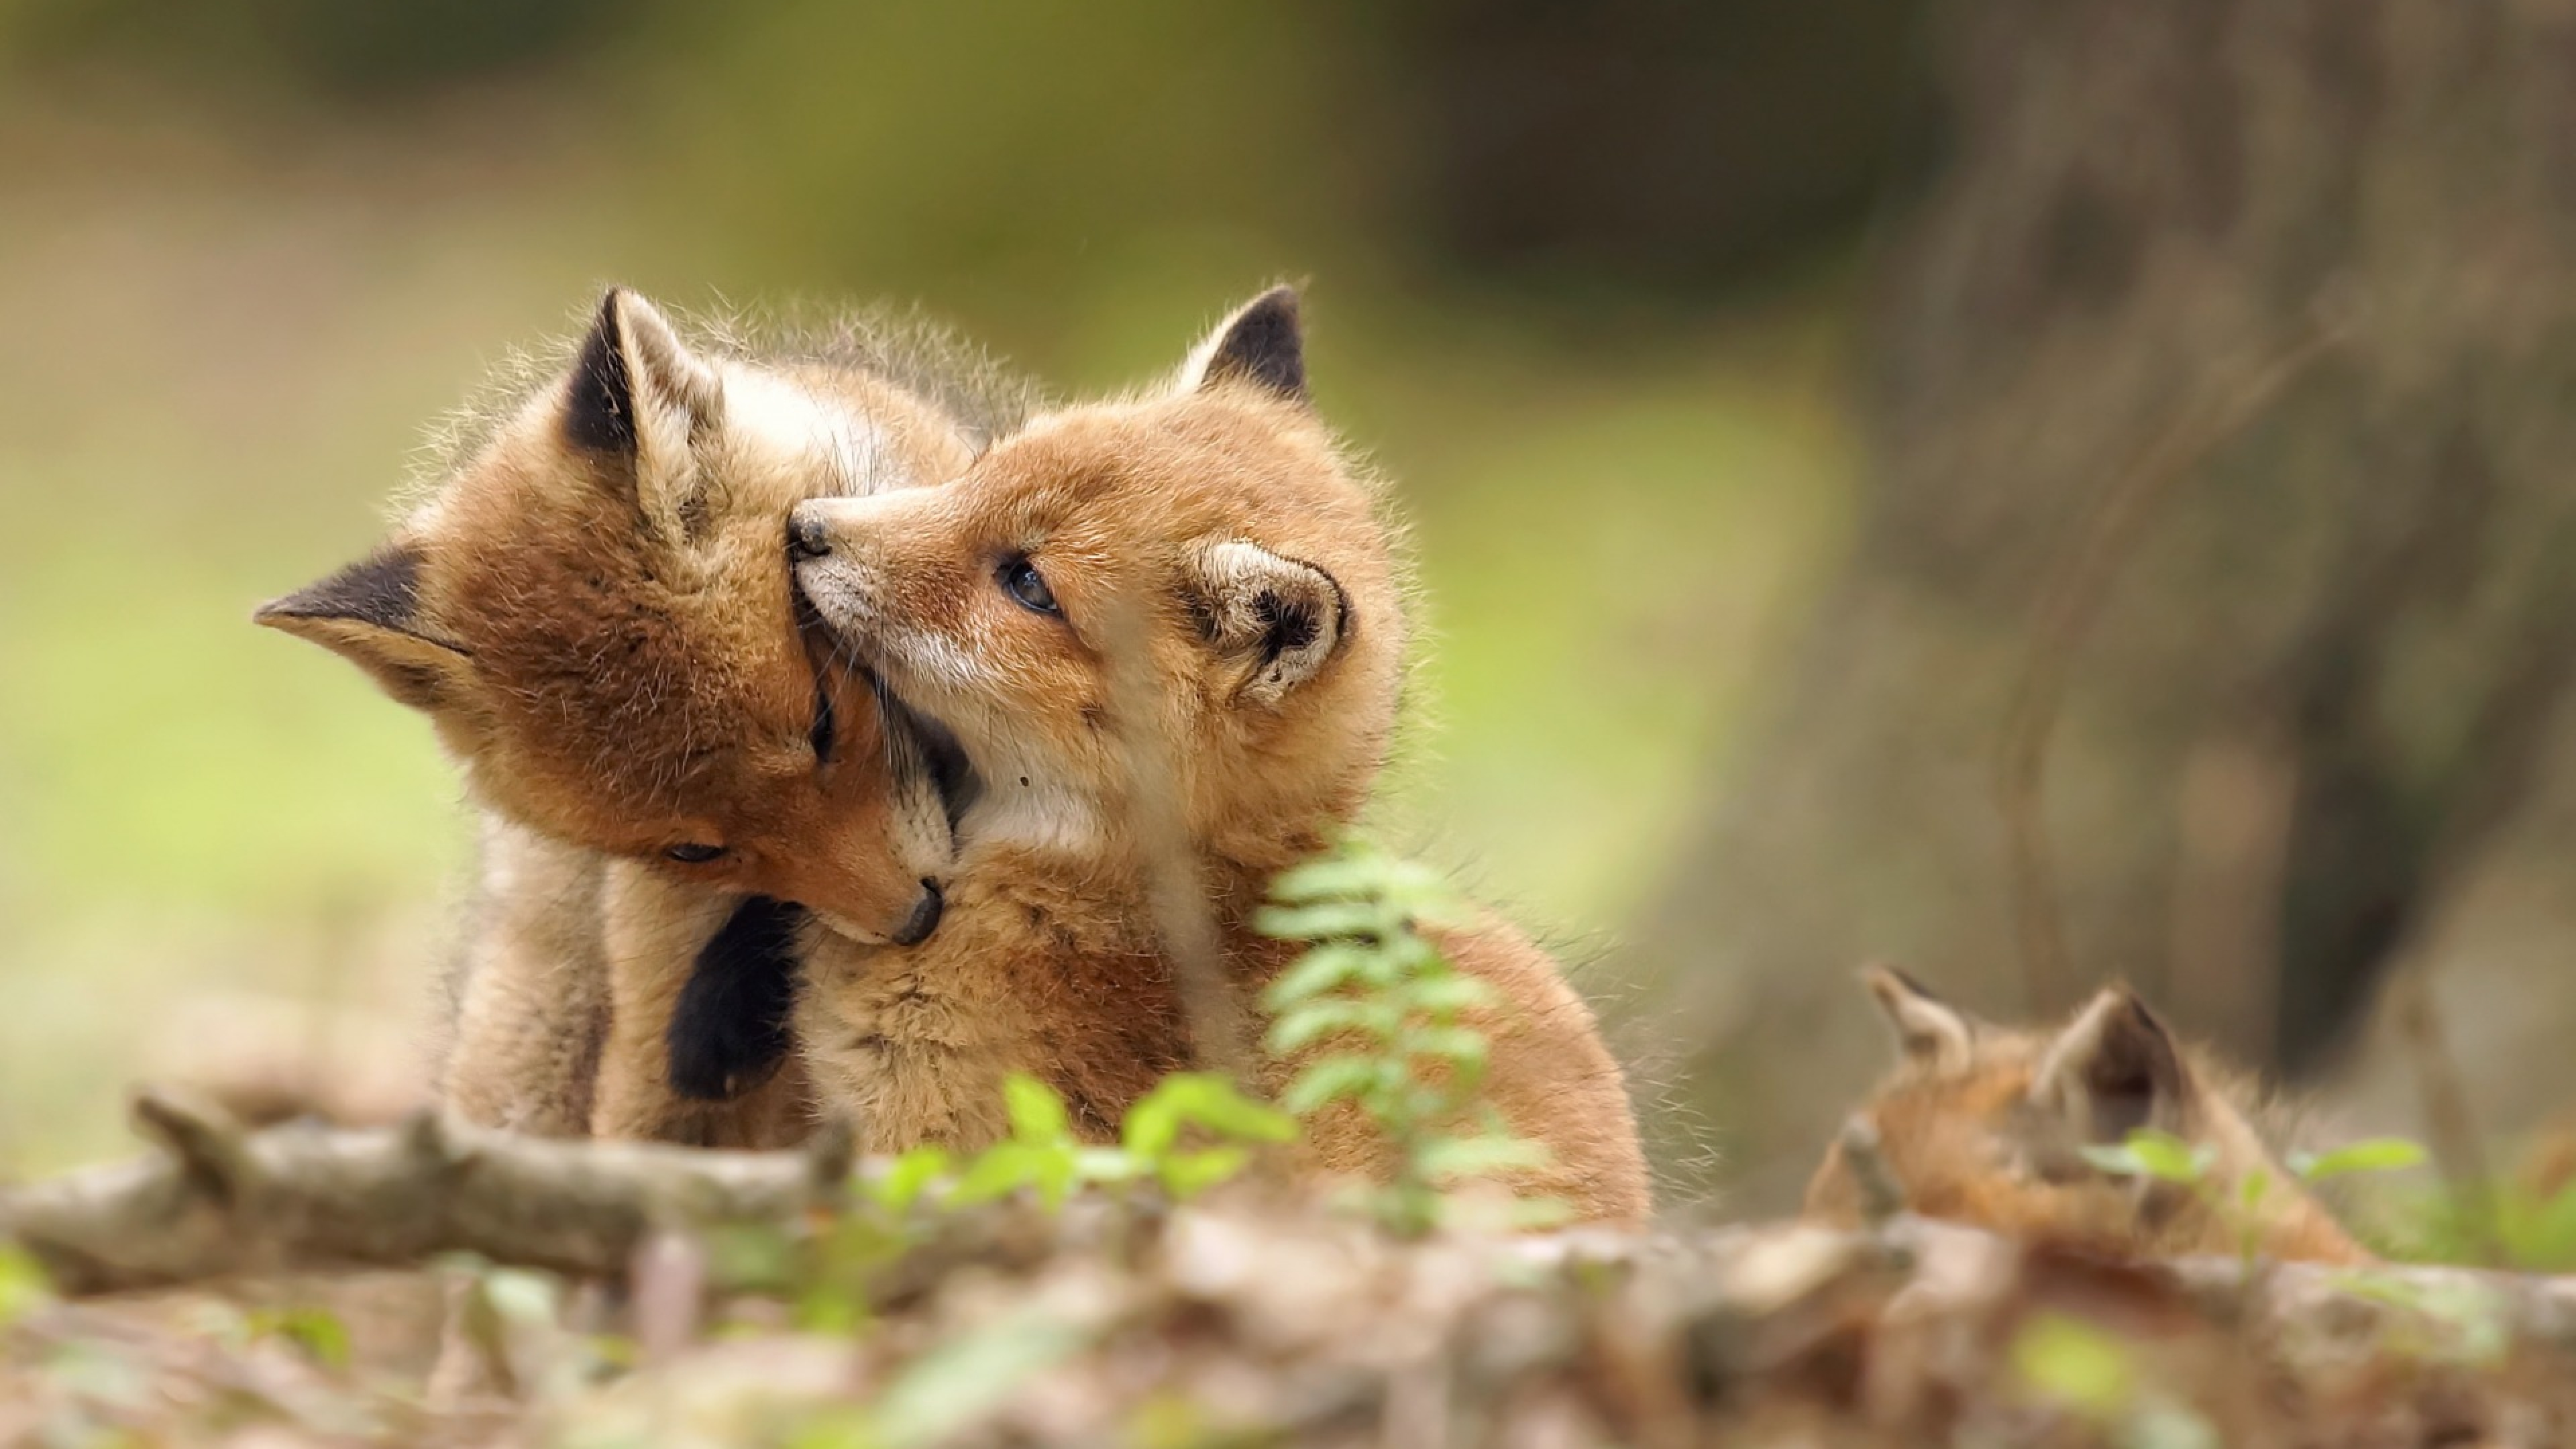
[664,843,728,864]
[999,557,1059,616]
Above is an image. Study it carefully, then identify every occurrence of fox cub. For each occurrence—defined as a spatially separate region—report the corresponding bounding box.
[787,287,1653,1224]
[1805,967,2368,1263]
[260,289,1025,1142]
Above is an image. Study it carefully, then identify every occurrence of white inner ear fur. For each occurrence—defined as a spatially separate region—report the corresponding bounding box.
[1193,540,1343,706]
[2029,987,2194,1141]
[1865,968,1974,1073]
[614,294,726,521]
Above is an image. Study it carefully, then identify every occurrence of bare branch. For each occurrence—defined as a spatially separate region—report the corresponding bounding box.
[0,1093,847,1297]
[1996,307,2351,1014]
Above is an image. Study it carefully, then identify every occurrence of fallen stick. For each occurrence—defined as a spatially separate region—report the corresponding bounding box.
[1,1087,851,1295]
[13,1087,2576,1366]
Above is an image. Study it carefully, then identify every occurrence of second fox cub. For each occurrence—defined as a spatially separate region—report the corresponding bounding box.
[1805,967,2369,1263]
[788,287,1653,1224]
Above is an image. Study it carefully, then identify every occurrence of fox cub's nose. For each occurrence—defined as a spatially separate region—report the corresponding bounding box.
[891,879,945,947]
[788,505,833,560]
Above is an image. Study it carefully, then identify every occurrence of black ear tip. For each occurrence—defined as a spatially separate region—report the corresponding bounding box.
[568,289,641,454]
[1865,961,1929,996]
[1203,285,1308,401]
[258,547,425,631]
[2106,985,2169,1034]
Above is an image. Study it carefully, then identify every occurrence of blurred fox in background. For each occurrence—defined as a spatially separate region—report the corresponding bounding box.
[1805,966,2369,1263]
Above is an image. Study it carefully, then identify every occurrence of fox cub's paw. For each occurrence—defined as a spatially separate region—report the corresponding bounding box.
[667,896,804,1101]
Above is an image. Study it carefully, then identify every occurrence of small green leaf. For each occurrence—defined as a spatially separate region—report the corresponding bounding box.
[1500,1194,1576,1230]
[1128,1073,1297,1149]
[1259,943,1373,1010]
[2289,1138,2428,1182]
[481,1268,562,1326]
[1004,1074,1072,1143]
[870,1146,955,1214]
[1253,900,1389,943]
[2082,1130,2212,1185]
[1265,851,1395,904]
[1280,1055,1387,1117]
[0,1246,53,1328]
[785,1407,881,1449]
[2238,1167,2271,1212]
[1417,1132,1552,1183]
[1073,1146,1141,1185]
[1398,973,1498,1016]
[1403,1024,1493,1069]
[2011,1313,2135,1418]
[1156,1147,1252,1199]
[873,1311,1088,1449]
[250,1305,352,1371]
[951,1142,1041,1204]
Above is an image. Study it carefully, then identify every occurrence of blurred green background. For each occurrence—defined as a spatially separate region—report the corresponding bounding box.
[0,0,1898,1171]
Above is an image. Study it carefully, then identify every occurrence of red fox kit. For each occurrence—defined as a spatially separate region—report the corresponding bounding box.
[786,288,1652,1222]
[1805,967,2369,1263]
[258,289,1024,1140]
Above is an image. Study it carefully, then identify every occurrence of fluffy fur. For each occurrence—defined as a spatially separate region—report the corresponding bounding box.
[1803,967,2369,1263]
[790,288,1652,1224]
[258,288,1033,1142]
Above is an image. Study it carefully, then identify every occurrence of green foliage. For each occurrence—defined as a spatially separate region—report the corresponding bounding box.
[0,1246,52,1329]
[943,1072,1295,1212]
[2288,1138,2428,1183]
[244,1303,352,1371]
[2084,1128,2431,1268]
[2326,1271,2511,1366]
[2011,1313,2135,1419]
[2080,1131,2214,1187]
[783,1073,1291,1336]
[2370,1176,2576,1272]
[2011,1313,2220,1449]
[1258,837,1560,1236]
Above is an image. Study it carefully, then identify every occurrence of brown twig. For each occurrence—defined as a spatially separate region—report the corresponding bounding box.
[1996,307,2351,1014]
[0,1088,853,1297]
[2394,969,2506,1267]
[1835,1114,1909,1229]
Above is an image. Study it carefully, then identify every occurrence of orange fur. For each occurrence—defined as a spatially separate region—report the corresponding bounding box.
[790,289,1652,1224]
[1805,967,2369,1263]
[258,290,1028,1139]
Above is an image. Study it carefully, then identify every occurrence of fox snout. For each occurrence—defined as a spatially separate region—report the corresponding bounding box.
[788,506,835,561]
[788,496,900,563]
[892,879,944,945]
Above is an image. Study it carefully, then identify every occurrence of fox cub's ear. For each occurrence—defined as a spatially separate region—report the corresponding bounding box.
[2031,986,2196,1145]
[254,544,472,712]
[1189,539,1345,706]
[1178,286,1306,402]
[565,287,726,540]
[1863,964,1976,1072]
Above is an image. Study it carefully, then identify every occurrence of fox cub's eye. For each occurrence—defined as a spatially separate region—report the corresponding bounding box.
[664,843,729,865]
[998,557,1059,616]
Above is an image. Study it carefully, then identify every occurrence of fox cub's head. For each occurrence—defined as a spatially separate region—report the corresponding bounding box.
[1805,967,2368,1263]
[788,287,1403,865]
[258,288,976,945]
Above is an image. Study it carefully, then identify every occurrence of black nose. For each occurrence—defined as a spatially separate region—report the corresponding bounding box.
[890,879,944,946]
[788,509,833,560]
